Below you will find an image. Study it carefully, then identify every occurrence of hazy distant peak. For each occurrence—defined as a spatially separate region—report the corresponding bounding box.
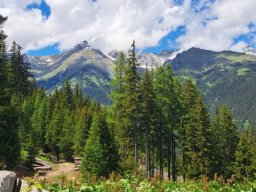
[243,46,256,55]
[74,40,91,51]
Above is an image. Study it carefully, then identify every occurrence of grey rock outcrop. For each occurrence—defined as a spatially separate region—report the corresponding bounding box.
[0,171,21,192]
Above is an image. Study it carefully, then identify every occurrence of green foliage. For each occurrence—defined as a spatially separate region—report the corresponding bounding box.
[210,105,238,178]
[0,15,22,169]
[109,48,141,174]
[141,66,157,178]
[180,79,211,179]
[73,106,93,157]
[234,128,256,180]
[0,105,20,169]
[82,108,119,177]
[32,176,256,192]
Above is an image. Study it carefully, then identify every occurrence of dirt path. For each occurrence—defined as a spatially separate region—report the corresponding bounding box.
[37,162,80,183]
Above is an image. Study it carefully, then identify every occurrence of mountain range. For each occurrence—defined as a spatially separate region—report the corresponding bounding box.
[25,41,256,128]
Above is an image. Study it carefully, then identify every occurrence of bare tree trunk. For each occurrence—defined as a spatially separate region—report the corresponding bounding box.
[171,132,176,181]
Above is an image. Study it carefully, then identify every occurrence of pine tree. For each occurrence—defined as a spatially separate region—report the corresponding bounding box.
[0,15,20,169]
[122,40,142,170]
[109,52,132,172]
[31,89,47,149]
[152,65,182,180]
[8,41,32,98]
[109,42,142,173]
[210,105,238,178]
[20,97,37,166]
[74,84,84,110]
[153,66,165,179]
[59,110,74,161]
[45,103,64,161]
[73,106,93,157]
[180,79,211,179]
[234,128,256,180]
[61,80,74,109]
[141,65,156,178]
[82,108,119,177]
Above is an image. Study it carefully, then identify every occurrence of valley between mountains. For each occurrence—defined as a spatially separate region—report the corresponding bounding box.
[25,41,256,128]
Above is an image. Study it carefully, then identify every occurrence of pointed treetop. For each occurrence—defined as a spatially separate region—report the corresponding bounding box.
[131,40,135,49]
[128,40,140,67]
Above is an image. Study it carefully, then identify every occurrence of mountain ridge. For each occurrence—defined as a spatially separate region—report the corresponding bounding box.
[26,41,256,127]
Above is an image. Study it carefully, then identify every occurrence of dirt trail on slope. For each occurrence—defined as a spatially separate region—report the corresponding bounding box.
[37,162,81,184]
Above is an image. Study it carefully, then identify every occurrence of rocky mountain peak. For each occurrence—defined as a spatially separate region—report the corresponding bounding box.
[159,49,174,56]
[108,50,121,60]
[74,40,91,51]
[243,46,256,55]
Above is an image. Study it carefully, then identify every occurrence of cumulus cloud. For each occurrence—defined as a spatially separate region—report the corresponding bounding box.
[0,0,187,53]
[0,0,256,54]
[177,0,256,51]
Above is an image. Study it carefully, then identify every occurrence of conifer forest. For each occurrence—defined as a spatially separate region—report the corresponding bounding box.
[0,14,256,192]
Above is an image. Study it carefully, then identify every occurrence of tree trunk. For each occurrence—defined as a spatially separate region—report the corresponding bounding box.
[168,133,171,180]
[172,133,176,181]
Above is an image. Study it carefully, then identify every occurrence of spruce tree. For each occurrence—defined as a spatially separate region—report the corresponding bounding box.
[59,110,74,161]
[109,52,132,172]
[141,65,156,178]
[180,79,211,179]
[0,15,20,169]
[234,128,256,180]
[210,105,238,178]
[123,41,142,167]
[8,41,32,98]
[153,66,165,179]
[45,103,64,161]
[82,108,119,177]
[73,106,93,157]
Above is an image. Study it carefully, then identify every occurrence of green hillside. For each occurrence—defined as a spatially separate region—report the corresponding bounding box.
[28,46,256,128]
[170,48,256,128]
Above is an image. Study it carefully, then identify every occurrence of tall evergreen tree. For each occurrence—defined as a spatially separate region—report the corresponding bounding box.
[153,66,165,179]
[141,65,157,178]
[8,41,32,98]
[73,105,93,157]
[153,65,182,180]
[234,128,256,180]
[59,110,75,160]
[123,41,142,166]
[180,79,211,179]
[109,52,136,172]
[45,102,64,161]
[210,105,238,178]
[0,15,20,169]
[82,108,119,177]
[61,80,74,109]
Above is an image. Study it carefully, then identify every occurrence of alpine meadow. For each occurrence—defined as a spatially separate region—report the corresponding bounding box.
[0,0,256,191]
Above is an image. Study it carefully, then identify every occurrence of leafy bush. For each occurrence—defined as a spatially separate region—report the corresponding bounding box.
[31,176,256,192]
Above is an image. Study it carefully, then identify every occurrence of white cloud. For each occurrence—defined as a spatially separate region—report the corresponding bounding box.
[177,0,256,52]
[1,0,256,54]
[0,0,187,53]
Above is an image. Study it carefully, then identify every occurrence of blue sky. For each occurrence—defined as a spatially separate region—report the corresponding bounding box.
[1,0,256,56]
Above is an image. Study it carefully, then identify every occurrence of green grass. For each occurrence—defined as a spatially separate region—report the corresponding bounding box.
[206,82,215,88]
[237,68,250,76]
[217,54,256,63]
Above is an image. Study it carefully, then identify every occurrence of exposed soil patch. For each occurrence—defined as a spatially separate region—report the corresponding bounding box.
[36,162,81,184]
